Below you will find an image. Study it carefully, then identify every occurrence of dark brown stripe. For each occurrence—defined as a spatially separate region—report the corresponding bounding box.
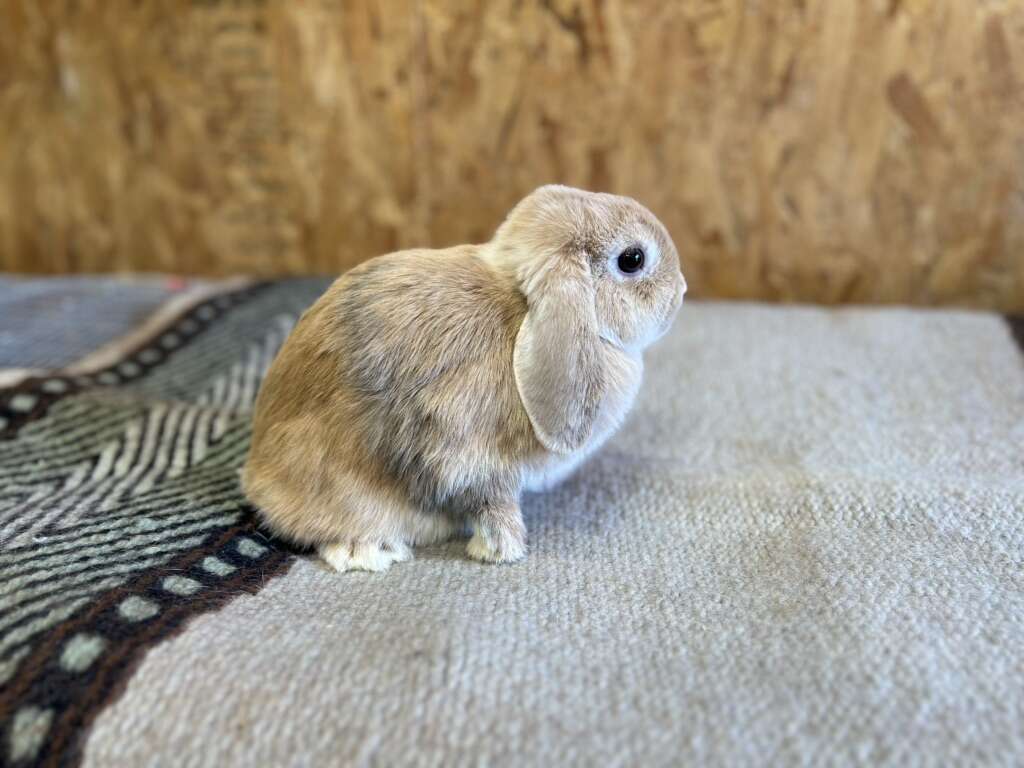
[1,520,295,768]
[1007,315,1024,355]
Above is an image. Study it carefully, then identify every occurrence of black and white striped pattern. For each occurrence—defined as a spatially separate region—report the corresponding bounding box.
[0,279,325,697]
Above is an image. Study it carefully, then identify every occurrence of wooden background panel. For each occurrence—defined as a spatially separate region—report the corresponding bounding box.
[1,0,1023,310]
[419,0,1024,307]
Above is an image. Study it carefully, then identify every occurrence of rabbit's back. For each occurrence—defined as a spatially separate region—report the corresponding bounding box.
[336,248,539,507]
[248,247,541,524]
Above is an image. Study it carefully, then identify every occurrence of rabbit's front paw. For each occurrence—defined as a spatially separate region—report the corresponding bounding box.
[467,521,526,564]
[319,540,412,573]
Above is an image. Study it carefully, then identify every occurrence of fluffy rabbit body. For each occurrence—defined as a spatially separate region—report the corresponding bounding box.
[242,185,685,571]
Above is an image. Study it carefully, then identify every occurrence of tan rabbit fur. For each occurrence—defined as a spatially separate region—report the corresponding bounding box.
[242,185,686,572]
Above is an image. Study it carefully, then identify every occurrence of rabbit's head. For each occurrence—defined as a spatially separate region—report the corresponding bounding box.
[485,185,686,454]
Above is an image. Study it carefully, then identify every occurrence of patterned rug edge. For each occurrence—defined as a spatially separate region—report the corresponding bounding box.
[4,527,294,768]
[0,279,264,439]
[0,279,304,768]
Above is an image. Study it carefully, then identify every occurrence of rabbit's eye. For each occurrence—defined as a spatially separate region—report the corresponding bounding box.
[616,246,645,274]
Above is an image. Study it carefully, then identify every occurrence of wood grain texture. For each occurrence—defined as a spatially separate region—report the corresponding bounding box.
[2,0,1023,309]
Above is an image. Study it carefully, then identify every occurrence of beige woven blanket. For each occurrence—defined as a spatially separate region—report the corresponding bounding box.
[1,277,1021,767]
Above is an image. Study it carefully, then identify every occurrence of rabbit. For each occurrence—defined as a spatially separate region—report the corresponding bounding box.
[241,184,686,572]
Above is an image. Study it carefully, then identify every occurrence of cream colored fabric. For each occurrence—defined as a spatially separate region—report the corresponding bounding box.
[83,303,1024,767]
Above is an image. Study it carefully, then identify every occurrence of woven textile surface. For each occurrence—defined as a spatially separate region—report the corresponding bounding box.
[1,277,1022,767]
[0,276,187,371]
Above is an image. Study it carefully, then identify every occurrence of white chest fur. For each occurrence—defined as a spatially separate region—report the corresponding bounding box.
[522,344,643,493]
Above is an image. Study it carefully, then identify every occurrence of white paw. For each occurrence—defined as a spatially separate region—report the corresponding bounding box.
[319,540,412,573]
[466,530,527,564]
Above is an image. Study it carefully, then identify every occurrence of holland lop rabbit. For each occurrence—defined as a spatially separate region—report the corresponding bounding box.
[242,185,686,572]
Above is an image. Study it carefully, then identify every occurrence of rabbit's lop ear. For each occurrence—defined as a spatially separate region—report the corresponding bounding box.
[514,254,605,455]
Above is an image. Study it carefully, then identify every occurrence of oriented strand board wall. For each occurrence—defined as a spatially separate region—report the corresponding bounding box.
[2,1,1023,309]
